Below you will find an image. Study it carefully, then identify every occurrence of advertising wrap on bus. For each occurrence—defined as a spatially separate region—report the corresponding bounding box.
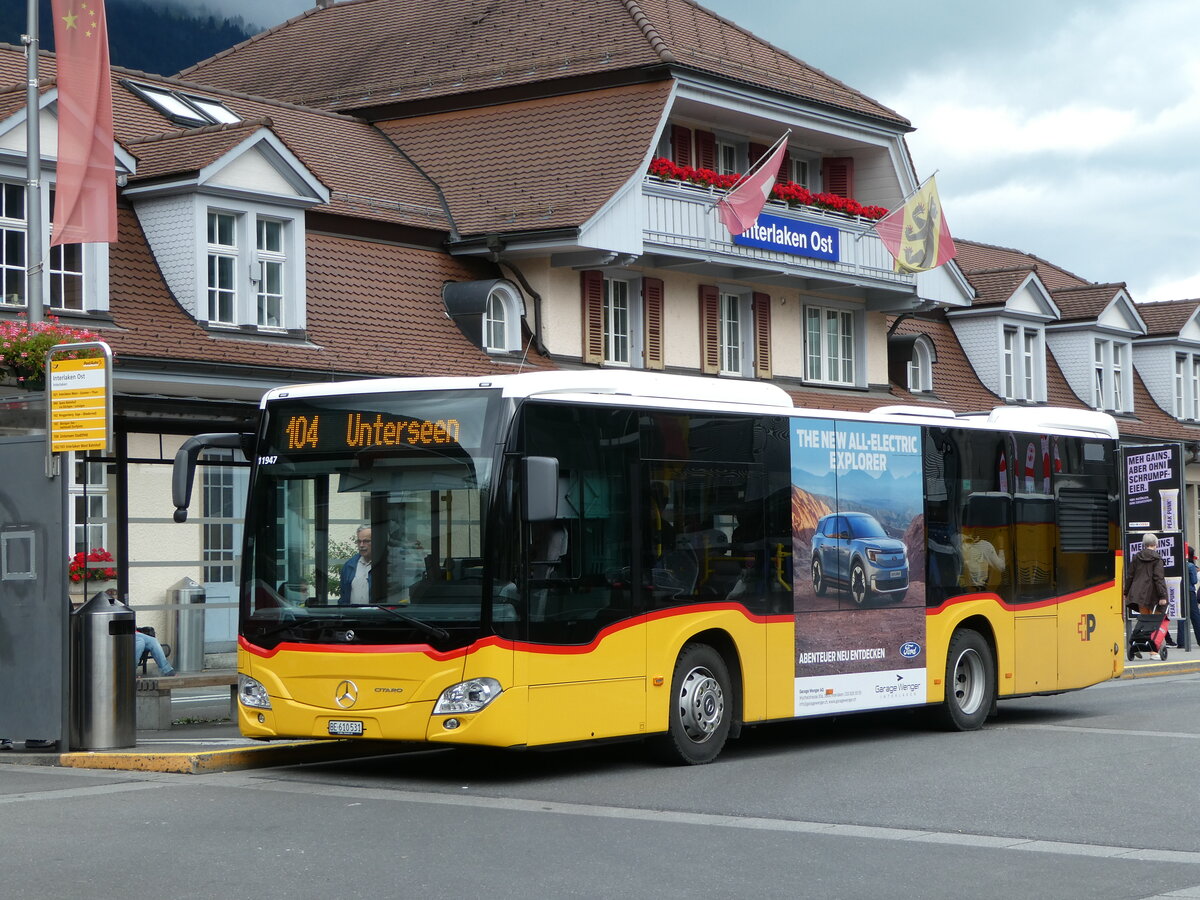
[791,420,925,715]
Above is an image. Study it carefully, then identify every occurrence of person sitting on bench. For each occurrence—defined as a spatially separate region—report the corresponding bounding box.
[95,588,176,676]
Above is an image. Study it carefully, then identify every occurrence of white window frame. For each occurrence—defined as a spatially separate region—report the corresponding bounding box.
[907,338,933,393]
[716,139,740,177]
[206,210,238,325]
[1003,328,1016,399]
[198,200,303,331]
[1176,354,1187,418]
[1092,338,1130,412]
[1192,357,1200,422]
[484,281,523,353]
[604,276,633,367]
[0,177,106,313]
[717,287,757,377]
[789,150,819,189]
[255,217,286,329]
[805,304,857,386]
[1001,324,1044,402]
[68,452,108,557]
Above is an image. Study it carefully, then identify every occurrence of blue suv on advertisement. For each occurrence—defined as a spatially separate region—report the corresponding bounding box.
[811,512,909,605]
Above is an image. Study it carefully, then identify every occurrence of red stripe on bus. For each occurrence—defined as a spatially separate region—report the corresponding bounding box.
[238,604,788,659]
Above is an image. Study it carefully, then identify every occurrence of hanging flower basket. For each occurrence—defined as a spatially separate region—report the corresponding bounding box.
[0,315,107,391]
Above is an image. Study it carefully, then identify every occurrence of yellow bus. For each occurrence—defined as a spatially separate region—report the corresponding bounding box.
[174,371,1124,764]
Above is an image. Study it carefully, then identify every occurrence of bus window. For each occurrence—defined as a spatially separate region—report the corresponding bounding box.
[516,403,637,645]
[925,429,1015,605]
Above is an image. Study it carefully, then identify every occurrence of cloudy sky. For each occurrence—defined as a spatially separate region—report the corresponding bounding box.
[192,0,1200,303]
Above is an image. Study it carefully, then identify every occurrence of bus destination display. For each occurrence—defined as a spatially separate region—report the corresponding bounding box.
[282,413,462,451]
[264,392,493,457]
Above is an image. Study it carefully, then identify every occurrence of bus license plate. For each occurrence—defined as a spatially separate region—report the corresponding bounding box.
[328,720,363,736]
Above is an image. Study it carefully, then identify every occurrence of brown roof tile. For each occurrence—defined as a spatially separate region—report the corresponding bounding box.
[963,266,1036,307]
[955,239,1089,291]
[1137,298,1200,337]
[0,46,449,231]
[180,0,906,125]
[889,313,1004,411]
[103,205,551,378]
[124,119,276,182]
[378,81,673,236]
[1050,283,1126,323]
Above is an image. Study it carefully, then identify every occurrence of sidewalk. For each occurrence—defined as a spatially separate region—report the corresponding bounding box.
[2,650,1196,775]
[0,722,414,774]
[1120,641,1200,678]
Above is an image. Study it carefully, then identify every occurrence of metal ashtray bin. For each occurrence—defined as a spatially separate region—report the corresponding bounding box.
[168,577,206,673]
[70,590,135,750]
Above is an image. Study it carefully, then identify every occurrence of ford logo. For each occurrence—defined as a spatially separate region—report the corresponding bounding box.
[899,641,921,658]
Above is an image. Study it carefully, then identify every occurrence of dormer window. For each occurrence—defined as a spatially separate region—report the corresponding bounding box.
[125,81,240,128]
[907,337,934,392]
[1002,325,1044,402]
[1093,339,1130,412]
[484,282,523,353]
[1175,353,1200,421]
[198,204,300,332]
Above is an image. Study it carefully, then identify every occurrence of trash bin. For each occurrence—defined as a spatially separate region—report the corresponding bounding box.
[168,577,206,673]
[70,590,135,750]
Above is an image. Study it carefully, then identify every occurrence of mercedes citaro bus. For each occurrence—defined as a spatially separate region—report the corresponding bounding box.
[173,370,1123,764]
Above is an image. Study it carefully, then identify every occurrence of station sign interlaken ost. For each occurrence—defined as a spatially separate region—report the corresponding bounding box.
[47,343,113,455]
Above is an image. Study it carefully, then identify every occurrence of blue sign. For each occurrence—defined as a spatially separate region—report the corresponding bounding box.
[733,213,840,262]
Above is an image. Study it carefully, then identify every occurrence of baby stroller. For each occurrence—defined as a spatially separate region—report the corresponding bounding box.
[1128,610,1171,661]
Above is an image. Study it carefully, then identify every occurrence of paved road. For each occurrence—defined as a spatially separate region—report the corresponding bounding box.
[3,671,1199,900]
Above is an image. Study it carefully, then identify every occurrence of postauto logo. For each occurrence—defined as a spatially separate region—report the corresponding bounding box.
[1078,613,1097,641]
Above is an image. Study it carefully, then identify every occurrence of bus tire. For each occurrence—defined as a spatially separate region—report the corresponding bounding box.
[936,629,995,731]
[651,643,732,765]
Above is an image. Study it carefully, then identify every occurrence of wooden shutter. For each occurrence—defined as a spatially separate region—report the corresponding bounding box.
[821,157,854,198]
[778,151,792,185]
[695,130,716,171]
[699,284,720,375]
[581,270,605,365]
[753,292,772,379]
[643,277,664,370]
[670,125,692,167]
[748,142,768,167]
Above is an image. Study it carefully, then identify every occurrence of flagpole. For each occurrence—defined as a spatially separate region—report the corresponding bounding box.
[709,129,791,207]
[24,0,44,324]
[853,170,938,243]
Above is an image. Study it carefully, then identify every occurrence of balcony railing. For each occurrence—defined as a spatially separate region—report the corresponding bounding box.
[642,176,913,289]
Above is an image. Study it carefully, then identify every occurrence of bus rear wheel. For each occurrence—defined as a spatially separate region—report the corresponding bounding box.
[935,629,995,731]
[651,643,732,765]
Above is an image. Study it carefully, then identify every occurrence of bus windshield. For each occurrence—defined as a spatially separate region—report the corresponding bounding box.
[241,388,504,648]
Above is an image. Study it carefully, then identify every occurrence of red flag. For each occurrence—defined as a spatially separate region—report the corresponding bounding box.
[716,139,788,236]
[51,0,117,245]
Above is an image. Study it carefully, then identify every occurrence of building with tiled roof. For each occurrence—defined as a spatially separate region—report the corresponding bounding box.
[5,0,1200,652]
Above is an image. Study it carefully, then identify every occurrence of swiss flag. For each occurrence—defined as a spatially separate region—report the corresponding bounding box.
[716,139,788,236]
[51,0,117,245]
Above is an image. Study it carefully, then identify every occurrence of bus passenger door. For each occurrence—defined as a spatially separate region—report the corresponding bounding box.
[516,404,646,747]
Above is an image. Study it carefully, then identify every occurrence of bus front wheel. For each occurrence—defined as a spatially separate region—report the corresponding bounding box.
[651,643,732,765]
[936,629,995,731]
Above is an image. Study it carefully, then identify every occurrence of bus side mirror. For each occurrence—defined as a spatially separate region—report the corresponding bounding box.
[523,456,560,522]
[172,433,249,522]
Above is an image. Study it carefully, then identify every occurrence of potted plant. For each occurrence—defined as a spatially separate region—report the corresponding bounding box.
[0,315,106,390]
[69,548,118,594]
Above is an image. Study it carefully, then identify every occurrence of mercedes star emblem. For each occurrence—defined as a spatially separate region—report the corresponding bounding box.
[334,679,359,709]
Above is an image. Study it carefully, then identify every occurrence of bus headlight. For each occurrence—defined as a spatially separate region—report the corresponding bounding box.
[239,674,272,709]
[433,677,502,714]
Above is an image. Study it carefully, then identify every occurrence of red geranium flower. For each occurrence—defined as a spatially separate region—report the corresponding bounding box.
[68,548,117,583]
